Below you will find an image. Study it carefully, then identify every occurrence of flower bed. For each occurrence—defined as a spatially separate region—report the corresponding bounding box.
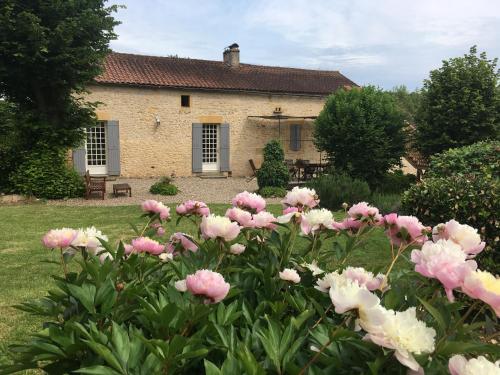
[1,188,498,374]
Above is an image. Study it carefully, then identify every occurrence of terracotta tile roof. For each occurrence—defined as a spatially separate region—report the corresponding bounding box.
[95,52,357,95]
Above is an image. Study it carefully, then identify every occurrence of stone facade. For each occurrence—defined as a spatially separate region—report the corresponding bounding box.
[86,84,326,177]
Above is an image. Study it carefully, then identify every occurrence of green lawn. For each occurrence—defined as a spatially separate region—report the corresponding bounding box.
[0,204,395,346]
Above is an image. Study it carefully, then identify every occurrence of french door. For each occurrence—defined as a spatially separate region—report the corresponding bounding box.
[202,124,219,172]
[86,121,108,175]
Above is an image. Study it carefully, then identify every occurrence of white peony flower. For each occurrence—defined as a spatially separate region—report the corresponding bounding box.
[159,253,174,262]
[279,268,301,283]
[229,243,246,255]
[315,271,342,292]
[72,226,108,254]
[432,219,485,256]
[98,251,114,264]
[174,279,187,292]
[366,307,436,372]
[301,260,324,275]
[449,355,500,375]
[300,208,335,235]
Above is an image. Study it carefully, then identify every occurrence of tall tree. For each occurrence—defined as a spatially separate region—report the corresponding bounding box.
[314,86,406,187]
[416,46,500,157]
[387,85,421,123]
[0,0,120,149]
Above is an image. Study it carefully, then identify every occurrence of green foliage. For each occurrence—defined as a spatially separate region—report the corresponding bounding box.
[308,173,371,211]
[375,170,417,194]
[0,101,25,192]
[314,86,406,187]
[426,140,500,179]
[149,178,178,196]
[256,140,290,189]
[370,192,402,214]
[1,204,498,374]
[0,0,120,149]
[258,186,287,198]
[387,85,422,123]
[402,176,499,273]
[9,147,84,199]
[416,46,500,157]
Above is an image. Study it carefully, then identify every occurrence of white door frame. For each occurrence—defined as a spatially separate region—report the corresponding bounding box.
[202,123,220,172]
[85,121,108,175]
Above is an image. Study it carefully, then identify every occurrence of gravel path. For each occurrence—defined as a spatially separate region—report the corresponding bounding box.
[47,177,282,206]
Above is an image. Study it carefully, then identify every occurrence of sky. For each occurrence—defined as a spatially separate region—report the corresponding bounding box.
[109,0,500,90]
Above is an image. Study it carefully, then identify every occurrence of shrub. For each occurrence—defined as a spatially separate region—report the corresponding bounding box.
[314,86,406,187]
[258,186,287,198]
[10,147,84,199]
[2,193,498,374]
[370,192,402,214]
[256,140,289,189]
[375,170,417,194]
[308,173,371,210]
[402,176,499,273]
[426,140,500,179]
[149,177,178,196]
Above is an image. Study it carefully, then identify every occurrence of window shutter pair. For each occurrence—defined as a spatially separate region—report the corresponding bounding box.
[290,124,301,151]
[72,121,121,176]
[192,123,230,172]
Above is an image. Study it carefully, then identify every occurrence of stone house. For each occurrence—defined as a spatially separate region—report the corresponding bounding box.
[73,44,357,177]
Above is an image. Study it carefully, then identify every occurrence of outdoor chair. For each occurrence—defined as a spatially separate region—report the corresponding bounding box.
[84,170,106,200]
[247,159,260,181]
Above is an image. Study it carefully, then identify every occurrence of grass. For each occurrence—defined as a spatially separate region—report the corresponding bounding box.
[0,203,398,347]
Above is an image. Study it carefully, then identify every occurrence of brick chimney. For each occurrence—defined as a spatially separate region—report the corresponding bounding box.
[223,43,240,68]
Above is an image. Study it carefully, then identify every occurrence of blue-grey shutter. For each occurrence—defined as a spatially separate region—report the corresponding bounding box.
[220,123,230,172]
[72,141,86,176]
[290,124,301,151]
[106,120,121,176]
[192,123,203,172]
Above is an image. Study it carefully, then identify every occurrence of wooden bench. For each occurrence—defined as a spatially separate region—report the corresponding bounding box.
[113,183,132,197]
[84,171,106,200]
[247,159,260,181]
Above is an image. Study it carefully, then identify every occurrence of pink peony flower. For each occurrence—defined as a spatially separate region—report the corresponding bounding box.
[411,240,477,301]
[251,211,277,230]
[334,217,362,231]
[342,267,386,291]
[42,228,78,249]
[384,214,430,246]
[185,269,230,303]
[225,207,254,227]
[461,270,500,317]
[150,223,166,237]
[231,191,266,213]
[176,200,210,217]
[348,202,381,222]
[201,215,241,242]
[123,243,134,255]
[449,355,500,375]
[281,186,319,210]
[432,220,485,257]
[166,232,198,253]
[279,268,301,283]
[277,207,301,224]
[141,199,170,220]
[131,237,165,255]
[230,243,246,255]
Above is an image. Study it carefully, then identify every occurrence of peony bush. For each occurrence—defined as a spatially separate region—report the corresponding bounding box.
[1,189,499,374]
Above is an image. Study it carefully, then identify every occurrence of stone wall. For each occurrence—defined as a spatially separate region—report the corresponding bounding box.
[86,85,326,177]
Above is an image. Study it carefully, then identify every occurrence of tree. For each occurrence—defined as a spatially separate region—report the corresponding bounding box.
[256,140,290,189]
[314,86,406,187]
[0,0,120,149]
[387,85,421,123]
[416,46,500,157]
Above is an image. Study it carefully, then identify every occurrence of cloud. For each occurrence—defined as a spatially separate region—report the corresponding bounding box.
[109,0,500,89]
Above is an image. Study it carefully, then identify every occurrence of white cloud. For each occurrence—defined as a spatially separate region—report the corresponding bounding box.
[246,0,500,48]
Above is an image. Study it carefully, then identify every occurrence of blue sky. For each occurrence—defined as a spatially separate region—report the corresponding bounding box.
[110,0,500,90]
